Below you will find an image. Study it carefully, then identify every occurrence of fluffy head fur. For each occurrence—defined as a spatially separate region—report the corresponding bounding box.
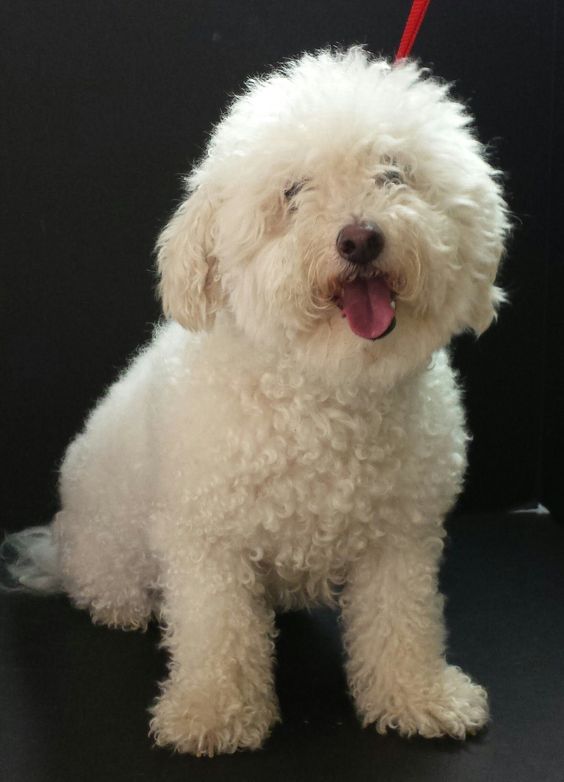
[158,47,508,385]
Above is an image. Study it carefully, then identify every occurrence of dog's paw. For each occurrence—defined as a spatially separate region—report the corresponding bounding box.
[149,685,279,756]
[359,665,489,740]
[88,598,153,631]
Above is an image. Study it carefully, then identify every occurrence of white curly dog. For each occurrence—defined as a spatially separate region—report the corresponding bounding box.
[4,48,509,756]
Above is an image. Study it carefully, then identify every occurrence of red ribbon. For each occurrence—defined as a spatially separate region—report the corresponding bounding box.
[395,0,432,62]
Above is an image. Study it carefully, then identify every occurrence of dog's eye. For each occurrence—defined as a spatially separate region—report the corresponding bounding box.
[284,181,306,200]
[375,155,409,188]
[284,180,310,214]
[375,169,404,187]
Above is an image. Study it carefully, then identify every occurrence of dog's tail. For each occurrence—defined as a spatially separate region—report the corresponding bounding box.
[0,526,63,594]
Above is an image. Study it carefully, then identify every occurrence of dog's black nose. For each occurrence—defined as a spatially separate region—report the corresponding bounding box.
[336,222,385,265]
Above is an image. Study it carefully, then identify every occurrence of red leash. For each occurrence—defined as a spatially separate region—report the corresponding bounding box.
[395,0,432,62]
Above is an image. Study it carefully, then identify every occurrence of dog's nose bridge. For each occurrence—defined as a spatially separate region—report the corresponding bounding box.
[336,221,385,265]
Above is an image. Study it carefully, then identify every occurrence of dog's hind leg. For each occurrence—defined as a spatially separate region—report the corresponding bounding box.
[53,509,156,631]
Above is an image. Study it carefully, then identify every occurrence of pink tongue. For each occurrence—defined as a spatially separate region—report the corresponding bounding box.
[342,277,395,340]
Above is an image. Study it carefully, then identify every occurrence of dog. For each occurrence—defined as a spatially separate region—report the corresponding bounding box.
[3,47,509,756]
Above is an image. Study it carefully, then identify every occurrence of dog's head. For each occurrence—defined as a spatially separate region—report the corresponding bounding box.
[157,48,509,384]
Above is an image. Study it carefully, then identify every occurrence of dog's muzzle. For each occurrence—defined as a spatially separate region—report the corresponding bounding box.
[334,221,395,340]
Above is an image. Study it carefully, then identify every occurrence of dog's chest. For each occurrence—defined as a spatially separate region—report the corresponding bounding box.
[241,379,411,574]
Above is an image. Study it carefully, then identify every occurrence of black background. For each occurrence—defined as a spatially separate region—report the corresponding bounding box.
[2,4,564,781]
[2,0,562,529]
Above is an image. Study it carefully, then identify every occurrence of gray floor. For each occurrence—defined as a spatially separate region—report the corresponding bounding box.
[2,511,563,782]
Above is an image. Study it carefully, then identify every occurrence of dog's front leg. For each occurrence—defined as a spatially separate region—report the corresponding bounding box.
[150,545,279,756]
[341,532,488,739]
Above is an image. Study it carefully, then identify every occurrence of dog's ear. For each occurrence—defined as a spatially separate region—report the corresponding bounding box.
[467,279,506,337]
[465,210,508,336]
[456,180,510,337]
[156,186,221,332]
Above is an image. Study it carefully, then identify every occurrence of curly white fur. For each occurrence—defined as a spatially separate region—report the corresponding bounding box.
[3,48,509,755]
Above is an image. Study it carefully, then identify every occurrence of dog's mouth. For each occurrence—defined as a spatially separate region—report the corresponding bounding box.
[333,275,396,340]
